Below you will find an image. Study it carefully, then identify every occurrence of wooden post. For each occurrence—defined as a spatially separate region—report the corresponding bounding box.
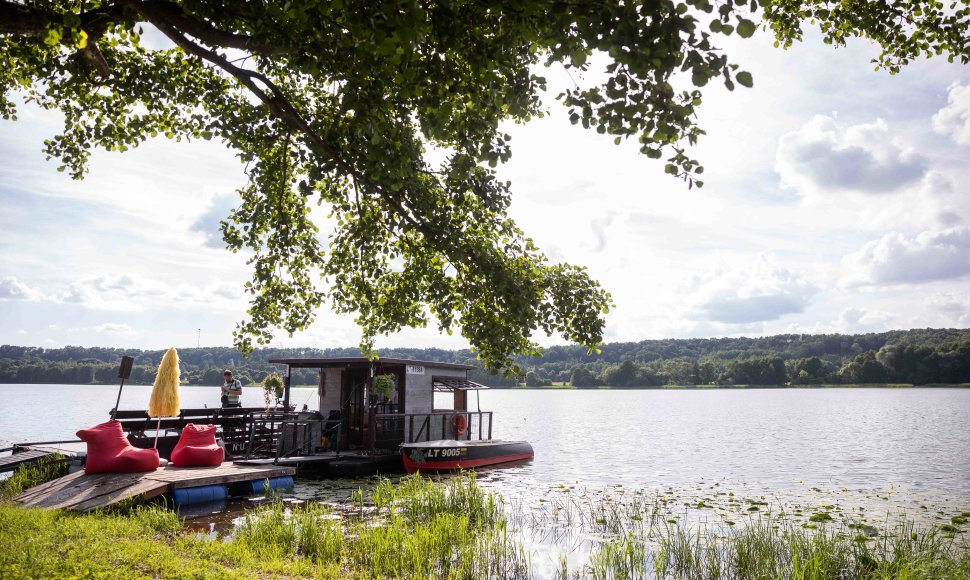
[453,389,466,411]
[367,407,377,452]
[283,365,292,410]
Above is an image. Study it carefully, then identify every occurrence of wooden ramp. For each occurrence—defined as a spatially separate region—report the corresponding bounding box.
[0,449,55,473]
[14,463,295,512]
[1,442,87,473]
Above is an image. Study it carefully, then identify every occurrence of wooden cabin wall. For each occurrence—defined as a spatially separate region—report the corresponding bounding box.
[403,366,467,415]
[319,368,343,416]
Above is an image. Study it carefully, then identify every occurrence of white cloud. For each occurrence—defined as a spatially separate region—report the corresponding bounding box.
[589,212,618,252]
[841,227,970,286]
[784,307,893,335]
[59,274,245,312]
[0,276,42,301]
[932,82,970,145]
[189,192,240,248]
[838,307,892,329]
[95,323,135,334]
[916,171,966,228]
[776,116,928,196]
[684,254,819,324]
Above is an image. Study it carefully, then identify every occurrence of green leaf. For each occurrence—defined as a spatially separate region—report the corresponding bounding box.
[737,18,757,38]
[736,71,754,88]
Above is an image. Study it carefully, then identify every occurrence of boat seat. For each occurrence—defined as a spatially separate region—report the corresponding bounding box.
[76,420,159,474]
[170,423,224,468]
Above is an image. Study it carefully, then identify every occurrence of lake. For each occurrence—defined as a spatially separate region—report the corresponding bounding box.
[3,384,968,496]
[2,384,968,574]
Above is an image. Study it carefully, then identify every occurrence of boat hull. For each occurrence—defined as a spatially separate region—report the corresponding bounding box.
[401,440,533,473]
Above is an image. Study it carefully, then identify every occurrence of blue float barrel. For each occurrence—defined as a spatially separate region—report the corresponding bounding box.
[234,476,295,496]
[169,484,228,507]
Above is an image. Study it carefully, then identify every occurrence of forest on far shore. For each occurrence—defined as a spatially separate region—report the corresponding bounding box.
[1,328,969,389]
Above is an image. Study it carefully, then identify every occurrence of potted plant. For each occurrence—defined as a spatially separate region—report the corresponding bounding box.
[370,374,394,405]
[262,373,285,408]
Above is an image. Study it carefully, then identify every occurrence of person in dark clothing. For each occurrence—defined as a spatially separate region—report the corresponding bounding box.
[221,370,242,407]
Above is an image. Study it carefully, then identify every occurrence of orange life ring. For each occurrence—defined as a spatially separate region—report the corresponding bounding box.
[451,413,467,437]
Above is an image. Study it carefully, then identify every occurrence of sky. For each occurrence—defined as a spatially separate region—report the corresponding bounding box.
[1,24,968,353]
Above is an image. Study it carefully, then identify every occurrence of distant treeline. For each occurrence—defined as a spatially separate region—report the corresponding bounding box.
[1,328,969,388]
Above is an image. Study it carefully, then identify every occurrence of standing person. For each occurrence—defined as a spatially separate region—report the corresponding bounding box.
[221,370,242,407]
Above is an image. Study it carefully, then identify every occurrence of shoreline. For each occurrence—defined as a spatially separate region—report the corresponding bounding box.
[4,382,970,389]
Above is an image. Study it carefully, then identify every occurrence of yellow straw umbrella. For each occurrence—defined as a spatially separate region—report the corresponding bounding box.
[148,347,181,448]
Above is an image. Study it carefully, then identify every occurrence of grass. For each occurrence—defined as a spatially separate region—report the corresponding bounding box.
[528,487,970,579]
[0,454,68,500]
[1,467,968,579]
[0,473,529,579]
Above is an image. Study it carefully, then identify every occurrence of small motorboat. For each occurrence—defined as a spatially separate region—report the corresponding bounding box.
[401,439,534,473]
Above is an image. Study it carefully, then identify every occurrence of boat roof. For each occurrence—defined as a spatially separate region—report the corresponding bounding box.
[433,376,489,391]
[267,356,474,371]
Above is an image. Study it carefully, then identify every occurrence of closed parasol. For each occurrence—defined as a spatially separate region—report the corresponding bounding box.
[148,347,181,448]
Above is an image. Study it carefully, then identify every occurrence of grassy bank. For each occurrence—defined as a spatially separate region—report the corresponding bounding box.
[0,474,528,579]
[1,472,968,578]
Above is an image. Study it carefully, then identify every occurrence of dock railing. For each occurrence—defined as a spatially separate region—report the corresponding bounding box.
[369,411,493,452]
[269,419,343,463]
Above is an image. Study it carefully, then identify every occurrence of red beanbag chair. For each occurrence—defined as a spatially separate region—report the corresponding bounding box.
[170,423,224,468]
[77,420,159,474]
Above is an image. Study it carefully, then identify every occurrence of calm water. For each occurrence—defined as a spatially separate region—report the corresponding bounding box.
[4,385,968,575]
[2,384,968,496]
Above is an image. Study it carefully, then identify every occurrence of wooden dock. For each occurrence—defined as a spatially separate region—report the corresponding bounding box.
[235,451,403,477]
[1,441,87,473]
[14,463,295,512]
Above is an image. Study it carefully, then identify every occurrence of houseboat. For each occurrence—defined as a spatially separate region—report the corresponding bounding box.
[103,356,531,475]
[267,356,533,473]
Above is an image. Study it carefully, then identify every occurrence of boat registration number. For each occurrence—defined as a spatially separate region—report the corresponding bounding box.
[424,447,467,458]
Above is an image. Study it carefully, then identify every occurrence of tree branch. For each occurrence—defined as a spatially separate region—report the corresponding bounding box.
[121,0,282,54]
[0,1,53,35]
[119,0,440,244]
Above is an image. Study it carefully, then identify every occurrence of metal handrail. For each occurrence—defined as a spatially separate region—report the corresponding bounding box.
[271,419,343,463]
[377,411,493,445]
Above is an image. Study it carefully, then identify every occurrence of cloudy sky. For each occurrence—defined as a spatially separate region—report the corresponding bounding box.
[1,26,968,352]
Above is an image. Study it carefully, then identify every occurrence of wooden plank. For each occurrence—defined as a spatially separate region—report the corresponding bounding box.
[23,473,138,509]
[14,470,87,502]
[73,479,169,512]
[16,463,294,511]
[165,466,295,489]
[24,442,87,455]
[0,449,51,472]
[23,473,145,509]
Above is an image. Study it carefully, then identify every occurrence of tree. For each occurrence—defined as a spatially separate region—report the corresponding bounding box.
[602,359,641,387]
[569,366,598,388]
[3,2,966,372]
[792,356,826,384]
[838,351,890,384]
[719,356,787,385]
[524,371,543,387]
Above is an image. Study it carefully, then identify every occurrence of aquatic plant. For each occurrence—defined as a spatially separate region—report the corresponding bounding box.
[1,474,968,579]
[0,454,67,499]
[524,485,970,579]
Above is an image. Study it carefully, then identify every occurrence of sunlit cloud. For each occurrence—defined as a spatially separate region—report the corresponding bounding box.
[776,116,928,196]
[94,322,135,334]
[841,227,970,287]
[0,276,43,301]
[932,82,970,145]
[57,274,246,312]
[683,254,819,324]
